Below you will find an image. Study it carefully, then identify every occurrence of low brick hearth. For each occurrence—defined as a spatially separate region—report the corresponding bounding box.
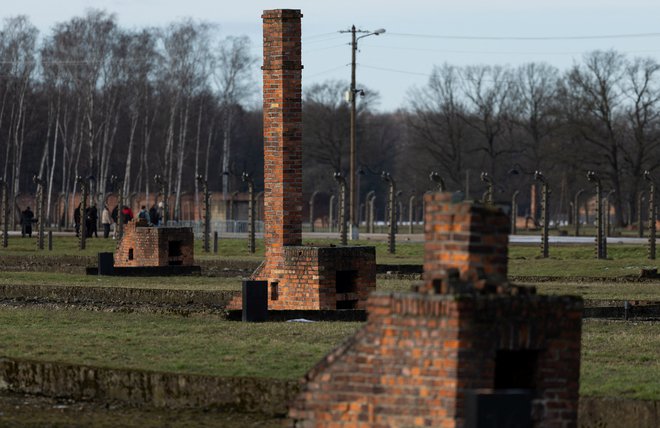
[114,219,194,267]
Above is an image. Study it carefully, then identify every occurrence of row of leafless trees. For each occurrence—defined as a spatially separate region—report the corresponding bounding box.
[303,52,660,227]
[1,11,659,227]
[0,11,259,226]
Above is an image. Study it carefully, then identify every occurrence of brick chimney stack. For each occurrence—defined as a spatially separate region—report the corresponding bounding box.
[262,9,303,263]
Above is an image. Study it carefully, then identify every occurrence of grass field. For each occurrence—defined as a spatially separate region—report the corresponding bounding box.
[2,235,660,278]
[0,307,656,400]
[0,307,360,379]
[0,271,242,291]
[1,234,659,404]
[0,274,657,301]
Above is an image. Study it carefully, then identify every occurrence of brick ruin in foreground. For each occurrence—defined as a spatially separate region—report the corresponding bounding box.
[290,192,583,427]
[251,9,376,310]
[114,219,194,267]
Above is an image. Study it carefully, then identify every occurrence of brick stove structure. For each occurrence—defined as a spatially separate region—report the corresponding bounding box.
[290,193,583,427]
[114,219,194,267]
[252,9,376,310]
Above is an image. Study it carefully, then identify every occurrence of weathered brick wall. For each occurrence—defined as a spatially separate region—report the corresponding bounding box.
[423,192,509,289]
[290,292,582,427]
[114,220,194,267]
[290,194,583,427]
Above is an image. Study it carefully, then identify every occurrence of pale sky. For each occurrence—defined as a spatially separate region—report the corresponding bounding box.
[5,1,660,110]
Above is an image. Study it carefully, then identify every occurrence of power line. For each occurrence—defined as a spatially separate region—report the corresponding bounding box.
[303,32,339,40]
[305,64,348,79]
[303,35,345,45]
[387,31,660,41]
[359,64,430,77]
[367,44,660,56]
[303,44,346,54]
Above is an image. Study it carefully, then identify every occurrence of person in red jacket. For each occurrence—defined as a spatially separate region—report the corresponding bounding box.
[121,206,133,224]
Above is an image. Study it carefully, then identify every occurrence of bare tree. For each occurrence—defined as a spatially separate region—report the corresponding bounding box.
[120,29,158,202]
[0,16,38,201]
[460,64,516,177]
[407,64,469,187]
[213,35,257,198]
[160,20,213,220]
[511,62,561,170]
[304,80,351,175]
[567,50,627,225]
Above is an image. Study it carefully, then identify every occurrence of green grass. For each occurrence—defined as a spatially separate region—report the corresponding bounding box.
[529,281,660,301]
[0,271,242,291]
[0,307,657,400]
[508,244,660,278]
[0,307,360,380]
[2,236,660,279]
[0,235,265,261]
[0,275,657,301]
[581,319,660,400]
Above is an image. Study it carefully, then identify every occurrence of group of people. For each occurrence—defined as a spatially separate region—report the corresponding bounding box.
[18,202,163,239]
[75,203,162,239]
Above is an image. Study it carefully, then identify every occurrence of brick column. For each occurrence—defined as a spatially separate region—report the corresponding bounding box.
[262,9,303,264]
[423,192,509,288]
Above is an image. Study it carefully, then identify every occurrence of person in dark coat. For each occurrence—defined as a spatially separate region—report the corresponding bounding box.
[86,204,99,238]
[74,203,81,237]
[111,205,118,224]
[21,207,34,238]
[149,205,159,226]
[111,205,120,239]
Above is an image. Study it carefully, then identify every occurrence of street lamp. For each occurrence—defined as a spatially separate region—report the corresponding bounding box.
[644,170,656,260]
[196,174,211,253]
[334,172,348,245]
[33,175,47,250]
[76,176,89,250]
[534,171,549,258]
[511,190,520,235]
[154,174,168,226]
[574,189,585,237]
[587,171,606,259]
[480,172,494,205]
[242,171,256,254]
[341,25,385,241]
[110,175,124,239]
[0,178,8,248]
[381,171,396,254]
[429,172,446,192]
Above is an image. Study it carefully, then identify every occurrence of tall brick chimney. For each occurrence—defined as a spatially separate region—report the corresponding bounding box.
[262,9,303,262]
[251,9,376,311]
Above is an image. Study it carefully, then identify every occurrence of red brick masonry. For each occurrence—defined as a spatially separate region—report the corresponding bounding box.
[423,192,509,289]
[289,193,583,427]
[254,9,376,310]
[260,246,376,310]
[290,292,583,427]
[114,219,194,267]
